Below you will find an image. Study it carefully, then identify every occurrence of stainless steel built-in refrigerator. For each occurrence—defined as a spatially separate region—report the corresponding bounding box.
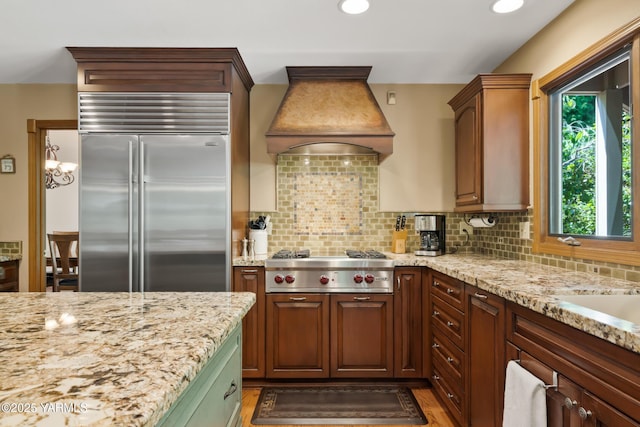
[78,93,231,292]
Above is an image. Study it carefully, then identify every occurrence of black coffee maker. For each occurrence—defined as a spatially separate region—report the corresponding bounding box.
[414,214,445,256]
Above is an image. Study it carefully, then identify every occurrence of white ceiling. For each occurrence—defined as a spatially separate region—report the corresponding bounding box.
[0,0,574,85]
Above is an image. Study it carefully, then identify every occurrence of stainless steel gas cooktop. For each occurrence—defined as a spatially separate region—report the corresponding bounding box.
[265,249,394,293]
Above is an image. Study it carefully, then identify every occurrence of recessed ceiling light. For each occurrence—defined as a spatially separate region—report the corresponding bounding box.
[492,0,524,14]
[338,0,370,15]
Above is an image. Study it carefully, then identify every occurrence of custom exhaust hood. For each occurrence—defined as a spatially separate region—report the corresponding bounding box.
[265,66,394,158]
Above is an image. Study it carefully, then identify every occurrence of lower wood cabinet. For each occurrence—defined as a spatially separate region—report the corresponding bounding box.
[0,260,19,292]
[266,293,330,378]
[394,267,423,378]
[466,284,505,427]
[506,302,640,427]
[331,294,394,378]
[232,267,265,378]
[265,293,394,379]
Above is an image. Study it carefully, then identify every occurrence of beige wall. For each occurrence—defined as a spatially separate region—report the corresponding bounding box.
[495,0,639,80]
[0,84,76,289]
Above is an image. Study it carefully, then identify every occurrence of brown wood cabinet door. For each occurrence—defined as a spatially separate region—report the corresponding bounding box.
[232,267,265,378]
[466,285,505,427]
[266,293,330,378]
[394,267,423,377]
[331,293,394,378]
[581,392,639,427]
[454,93,482,207]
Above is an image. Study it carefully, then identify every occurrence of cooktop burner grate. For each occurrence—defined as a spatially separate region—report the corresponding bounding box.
[271,249,311,259]
[345,250,387,259]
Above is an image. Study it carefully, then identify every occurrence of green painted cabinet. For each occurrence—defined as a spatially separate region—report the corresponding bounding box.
[156,325,242,427]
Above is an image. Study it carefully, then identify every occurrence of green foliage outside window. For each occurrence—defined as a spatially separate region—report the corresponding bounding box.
[561,95,631,236]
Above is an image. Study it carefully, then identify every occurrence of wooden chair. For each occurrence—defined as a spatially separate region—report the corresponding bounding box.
[48,232,79,292]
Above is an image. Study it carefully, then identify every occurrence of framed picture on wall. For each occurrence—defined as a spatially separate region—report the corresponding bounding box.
[1,156,15,174]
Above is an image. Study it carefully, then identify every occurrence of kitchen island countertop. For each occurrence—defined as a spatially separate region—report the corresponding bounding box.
[0,291,255,427]
[235,253,640,353]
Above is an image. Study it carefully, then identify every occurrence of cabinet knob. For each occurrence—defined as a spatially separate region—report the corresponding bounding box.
[563,397,577,409]
[432,310,440,317]
[446,288,455,294]
[446,321,455,327]
[472,194,478,200]
[446,393,455,400]
[578,407,592,420]
[432,374,440,381]
[432,281,440,287]
[432,343,440,349]
[446,357,454,364]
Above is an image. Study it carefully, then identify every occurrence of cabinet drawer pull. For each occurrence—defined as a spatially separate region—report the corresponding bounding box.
[474,292,488,299]
[446,392,455,399]
[432,310,440,317]
[578,407,592,420]
[289,297,307,301]
[564,398,577,409]
[223,381,238,400]
[446,288,455,294]
[446,321,454,327]
[397,277,401,291]
[353,296,371,301]
[432,374,440,381]
[432,343,440,349]
[241,269,258,273]
[432,280,440,288]
[446,356,454,364]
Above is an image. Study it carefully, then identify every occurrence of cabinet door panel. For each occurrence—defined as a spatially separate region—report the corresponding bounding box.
[266,294,329,378]
[232,267,265,378]
[454,94,482,206]
[582,392,639,427]
[331,294,393,377]
[394,267,423,377]
[467,287,505,427]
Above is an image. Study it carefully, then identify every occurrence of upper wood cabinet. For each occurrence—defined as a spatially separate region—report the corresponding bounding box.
[66,47,254,93]
[448,74,531,212]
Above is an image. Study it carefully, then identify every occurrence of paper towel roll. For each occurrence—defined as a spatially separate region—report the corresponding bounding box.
[468,217,496,228]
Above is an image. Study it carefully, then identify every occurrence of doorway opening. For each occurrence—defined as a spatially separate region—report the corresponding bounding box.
[27,119,77,292]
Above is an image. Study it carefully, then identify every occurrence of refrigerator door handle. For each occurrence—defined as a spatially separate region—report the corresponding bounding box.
[138,140,145,294]
[128,140,134,293]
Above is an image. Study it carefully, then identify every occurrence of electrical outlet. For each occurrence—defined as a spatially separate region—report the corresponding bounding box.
[519,221,530,239]
[459,222,473,235]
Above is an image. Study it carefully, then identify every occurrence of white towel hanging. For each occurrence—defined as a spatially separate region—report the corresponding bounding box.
[503,360,548,427]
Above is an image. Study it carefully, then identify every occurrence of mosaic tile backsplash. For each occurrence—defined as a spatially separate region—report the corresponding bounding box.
[251,155,640,282]
[0,241,22,257]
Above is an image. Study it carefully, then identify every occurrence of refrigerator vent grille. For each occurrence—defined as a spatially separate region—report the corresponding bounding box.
[78,93,230,133]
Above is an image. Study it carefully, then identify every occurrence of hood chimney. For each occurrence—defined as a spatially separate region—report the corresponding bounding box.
[265,66,394,159]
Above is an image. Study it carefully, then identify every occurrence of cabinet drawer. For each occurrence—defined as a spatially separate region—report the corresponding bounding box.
[431,271,464,310]
[432,362,464,426]
[432,333,464,388]
[431,296,464,349]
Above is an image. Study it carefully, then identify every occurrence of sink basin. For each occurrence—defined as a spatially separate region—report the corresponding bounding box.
[556,294,640,325]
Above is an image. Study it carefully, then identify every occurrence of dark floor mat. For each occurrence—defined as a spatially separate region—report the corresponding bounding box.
[251,385,428,425]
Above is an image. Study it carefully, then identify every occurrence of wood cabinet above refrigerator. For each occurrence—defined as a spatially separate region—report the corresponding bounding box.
[448,74,531,213]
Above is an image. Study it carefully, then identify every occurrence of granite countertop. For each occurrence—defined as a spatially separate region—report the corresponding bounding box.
[0,292,255,427]
[235,253,640,353]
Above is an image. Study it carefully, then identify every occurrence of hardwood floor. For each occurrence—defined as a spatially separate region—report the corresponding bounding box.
[241,386,457,427]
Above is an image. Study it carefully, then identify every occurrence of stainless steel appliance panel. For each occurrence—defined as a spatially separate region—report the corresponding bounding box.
[80,134,139,291]
[141,135,228,292]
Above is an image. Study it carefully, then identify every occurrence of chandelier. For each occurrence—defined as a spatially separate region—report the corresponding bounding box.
[45,136,77,189]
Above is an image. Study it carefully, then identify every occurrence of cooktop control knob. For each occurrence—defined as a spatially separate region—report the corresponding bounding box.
[319,275,329,285]
[364,274,375,284]
[353,274,363,283]
[285,274,295,284]
[274,274,284,284]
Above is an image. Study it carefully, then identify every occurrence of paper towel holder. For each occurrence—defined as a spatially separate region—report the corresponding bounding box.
[464,214,498,228]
